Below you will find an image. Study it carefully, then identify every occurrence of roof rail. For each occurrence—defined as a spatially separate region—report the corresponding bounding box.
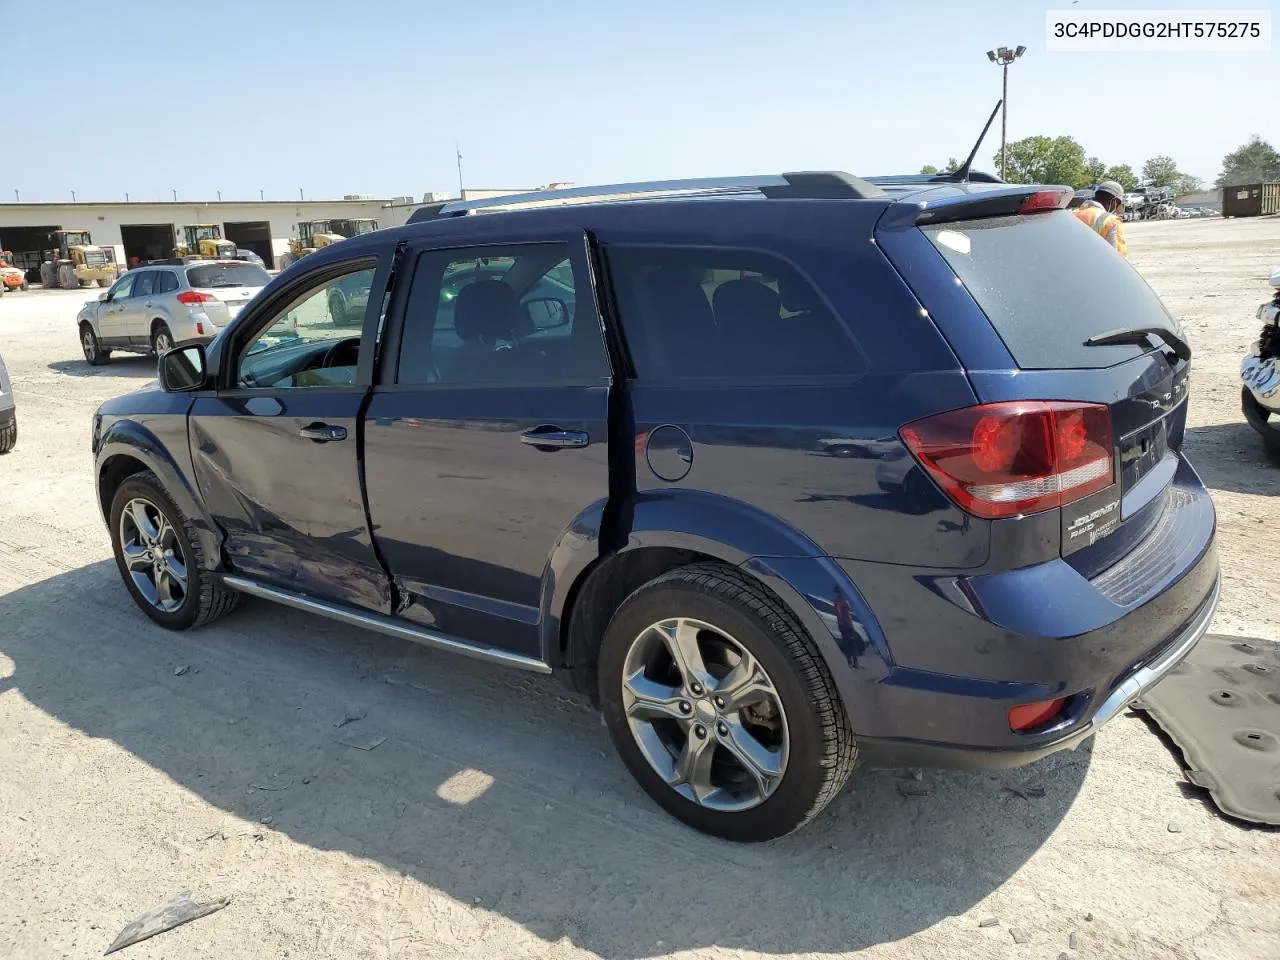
[406,171,886,223]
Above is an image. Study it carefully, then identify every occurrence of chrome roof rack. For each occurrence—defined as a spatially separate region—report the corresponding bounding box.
[406,171,885,223]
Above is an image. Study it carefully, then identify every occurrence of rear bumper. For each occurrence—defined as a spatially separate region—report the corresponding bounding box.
[857,569,1220,770]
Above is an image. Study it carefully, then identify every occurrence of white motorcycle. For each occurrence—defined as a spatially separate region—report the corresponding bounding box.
[1240,267,1280,458]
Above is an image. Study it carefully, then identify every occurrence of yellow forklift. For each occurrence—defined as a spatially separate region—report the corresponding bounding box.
[174,224,237,260]
[39,230,121,288]
[280,220,345,269]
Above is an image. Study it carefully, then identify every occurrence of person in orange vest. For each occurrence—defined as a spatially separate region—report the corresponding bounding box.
[1072,180,1129,258]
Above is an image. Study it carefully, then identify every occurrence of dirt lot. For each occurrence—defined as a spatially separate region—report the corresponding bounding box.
[1,219,1278,960]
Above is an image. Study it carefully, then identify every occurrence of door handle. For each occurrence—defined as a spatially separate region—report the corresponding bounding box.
[299,423,347,442]
[520,426,589,450]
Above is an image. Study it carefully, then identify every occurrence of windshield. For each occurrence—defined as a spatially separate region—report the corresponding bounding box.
[921,211,1182,369]
[190,226,220,241]
[62,232,90,246]
[186,262,270,288]
[349,220,378,235]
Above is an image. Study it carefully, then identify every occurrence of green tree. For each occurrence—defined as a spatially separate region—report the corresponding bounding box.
[1084,156,1106,185]
[1217,135,1280,186]
[1141,155,1184,189]
[1174,173,1202,196]
[920,158,960,175]
[998,136,1090,188]
[1102,164,1138,191]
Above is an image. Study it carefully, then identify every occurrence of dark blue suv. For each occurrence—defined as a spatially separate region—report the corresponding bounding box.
[91,172,1219,842]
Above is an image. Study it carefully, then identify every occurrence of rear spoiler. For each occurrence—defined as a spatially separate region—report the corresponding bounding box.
[878,184,1075,229]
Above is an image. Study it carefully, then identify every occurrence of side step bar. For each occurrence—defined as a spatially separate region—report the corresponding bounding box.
[221,576,553,675]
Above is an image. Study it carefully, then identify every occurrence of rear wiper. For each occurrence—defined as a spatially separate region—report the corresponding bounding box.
[1083,326,1191,362]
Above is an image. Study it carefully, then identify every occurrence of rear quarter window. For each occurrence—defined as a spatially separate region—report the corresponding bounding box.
[187,263,270,288]
[605,245,864,380]
[921,211,1182,369]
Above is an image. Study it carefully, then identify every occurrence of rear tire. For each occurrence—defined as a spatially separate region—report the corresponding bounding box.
[81,323,109,366]
[39,262,54,288]
[109,470,240,630]
[57,264,77,289]
[329,290,348,325]
[0,418,16,454]
[97,278,109,288]
[151,323,174,357]
[20,279,29,291]
[597,562,856,842]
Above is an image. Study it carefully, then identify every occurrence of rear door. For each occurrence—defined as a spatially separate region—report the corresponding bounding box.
[887,199,1192,567]
[124,269,158,341]
[363,231,613,658]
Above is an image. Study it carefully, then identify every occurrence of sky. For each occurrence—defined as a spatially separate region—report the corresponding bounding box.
[2,0,1275,203]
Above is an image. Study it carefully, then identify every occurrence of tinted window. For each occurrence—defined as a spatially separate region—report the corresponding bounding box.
[187,262,270,289]
[921,211,1182,369]
[605,246,861,380]
[156,270,179,294]
[397,242,607,386]
[132,271,157,297]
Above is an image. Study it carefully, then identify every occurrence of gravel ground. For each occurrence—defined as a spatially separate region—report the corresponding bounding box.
[1,218,1278,960]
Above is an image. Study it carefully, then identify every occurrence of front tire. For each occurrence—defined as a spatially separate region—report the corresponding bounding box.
[109,470,239,630]
[329,290,348,325]
[598,563,855,842]
[97,278,109,288]
[0,418,15,454]
[80,323,109,366]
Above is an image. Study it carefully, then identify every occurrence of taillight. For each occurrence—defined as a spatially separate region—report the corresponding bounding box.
[1009,697,1067,732]
[900,401,1114,520]
[176,291,216,305]
[1018,188,1072,213]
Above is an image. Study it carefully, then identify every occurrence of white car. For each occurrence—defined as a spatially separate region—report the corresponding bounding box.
[76,259,270,366]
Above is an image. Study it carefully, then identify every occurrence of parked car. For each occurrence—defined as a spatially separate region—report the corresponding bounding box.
[1239,267,1280,457]
[91,171,1220,841]
[76,259,271,365]
[235,248,266,268]
[0,348,16,454]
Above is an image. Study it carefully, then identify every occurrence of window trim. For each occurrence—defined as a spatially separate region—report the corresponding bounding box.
[382,237,612,392]
[599,240,869,386]
[216,252,390,394]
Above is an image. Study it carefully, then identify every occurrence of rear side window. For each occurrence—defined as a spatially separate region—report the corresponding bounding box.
[156,271,178,294]
[921,211,1181,369]
[605,246,862,380]
[186,262,270,288]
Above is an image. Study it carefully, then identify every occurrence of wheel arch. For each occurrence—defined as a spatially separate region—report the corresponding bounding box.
[544,491,885,717]
[96,420,223,572]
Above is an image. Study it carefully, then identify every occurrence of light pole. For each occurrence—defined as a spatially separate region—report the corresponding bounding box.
[986,45,1026,179]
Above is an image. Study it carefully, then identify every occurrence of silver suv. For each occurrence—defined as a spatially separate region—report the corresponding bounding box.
[76,259,271,365]
[0,348,15,454]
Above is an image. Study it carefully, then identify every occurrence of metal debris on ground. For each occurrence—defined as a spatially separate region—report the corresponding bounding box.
[978,916,999,928]
[1002,785,1046,801]
[103,890,230,955]
[336,730,387,751]
[1010,927,1029,944]
[1070,931,1081,949]
[173,665,189,677]
[1136,633,1280,826]
[1168,820,1185,833]
[896,782,930,798]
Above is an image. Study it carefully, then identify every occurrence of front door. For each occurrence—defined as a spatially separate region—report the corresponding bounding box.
[97,272,135,345]
[124,269,158,343]
[363,233,613,657]
[188,254,394,612]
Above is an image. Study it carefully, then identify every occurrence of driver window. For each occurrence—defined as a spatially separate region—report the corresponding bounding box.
[107,275,135,300]
[237,266,375,390]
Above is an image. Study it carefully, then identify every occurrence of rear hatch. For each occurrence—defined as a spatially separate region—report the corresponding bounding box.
[184,260,270,325]
[877,185,1193,571]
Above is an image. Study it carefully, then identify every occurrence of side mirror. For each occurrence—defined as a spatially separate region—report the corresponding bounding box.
[524,297,570,330]
[159,344,208,392]
[98,291,109,301]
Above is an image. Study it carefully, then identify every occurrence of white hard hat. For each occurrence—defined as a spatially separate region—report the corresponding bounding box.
[1271,266,1280,289]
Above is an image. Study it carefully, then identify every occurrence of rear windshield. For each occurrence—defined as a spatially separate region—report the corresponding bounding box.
[921,211,1180,369]
[186,262,270,289]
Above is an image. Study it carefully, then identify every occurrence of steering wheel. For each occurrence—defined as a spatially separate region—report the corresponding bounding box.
[319,336,361,372]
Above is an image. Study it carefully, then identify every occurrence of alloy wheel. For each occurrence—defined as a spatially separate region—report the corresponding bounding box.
[621,616,789,812]
[119,497,189,613]
[82,328,96,362]
[154,330,172,354]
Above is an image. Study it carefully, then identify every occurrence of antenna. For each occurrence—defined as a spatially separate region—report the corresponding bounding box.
[950,99,1003,183]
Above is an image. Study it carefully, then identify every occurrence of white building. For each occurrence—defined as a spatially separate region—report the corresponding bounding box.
[0,197,412,274]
